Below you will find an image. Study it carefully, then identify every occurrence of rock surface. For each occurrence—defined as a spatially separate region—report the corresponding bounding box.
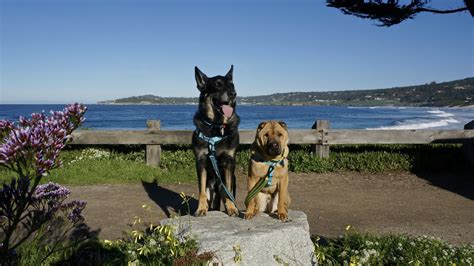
[161,210,316,265]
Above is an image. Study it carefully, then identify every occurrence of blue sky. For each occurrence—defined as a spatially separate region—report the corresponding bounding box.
[1,0,472,104]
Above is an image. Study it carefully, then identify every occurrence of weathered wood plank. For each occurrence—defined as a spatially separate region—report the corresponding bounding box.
[71,129,319,145]
[326,130,474,144]
[312,120,330,158]
[71,129,474,145]
[146,120,161,167]
[241,130,320,144]
[72,130,193,145]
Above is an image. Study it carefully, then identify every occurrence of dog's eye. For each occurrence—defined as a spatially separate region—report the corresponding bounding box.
[264,133,269,138]
[278,133,283,137]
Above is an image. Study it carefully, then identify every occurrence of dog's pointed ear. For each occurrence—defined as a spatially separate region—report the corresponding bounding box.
[195,66,208,91]
[225,65,233,81]
[278,121,288,130]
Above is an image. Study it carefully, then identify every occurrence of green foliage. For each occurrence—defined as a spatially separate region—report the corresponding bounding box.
[314,230,474,265]
[1,144,465,185]
[100,205,212,265]
[166,143,466,174]
[160,148,195,171]
[17,243,66,266]
[14,208,213,265]
[62,147,145,164]
[287,144,465,173]
[16,236,105,266]
[236,148,251,171]
[108,225,201,265]
[288,149,334,173]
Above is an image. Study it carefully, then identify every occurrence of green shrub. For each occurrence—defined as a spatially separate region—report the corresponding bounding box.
[288,149,335,172]
[2,144,465,185]
[15,205,213,265]
[314,231,474,265]
[90,204,212,265]
[331,151,412,172]
[161,149,195,171]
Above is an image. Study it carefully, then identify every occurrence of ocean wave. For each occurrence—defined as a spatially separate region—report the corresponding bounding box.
[427,110,455,117]
[368,106,407,110]
[368,118,460,130]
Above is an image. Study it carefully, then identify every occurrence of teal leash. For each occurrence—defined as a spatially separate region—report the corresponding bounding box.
[197,130,240,213]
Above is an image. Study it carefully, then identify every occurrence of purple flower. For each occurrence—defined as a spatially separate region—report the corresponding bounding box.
[33,182,71,201]
[0,120,13,132]
[0,103,87,176]
[61,200,87,223]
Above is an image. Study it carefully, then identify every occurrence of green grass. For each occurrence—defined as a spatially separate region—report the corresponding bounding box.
[45,159,161,185]
[314,231,474,265]
[0,147,197,185]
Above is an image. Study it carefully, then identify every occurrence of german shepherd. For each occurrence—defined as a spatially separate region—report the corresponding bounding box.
[192,65,240,217]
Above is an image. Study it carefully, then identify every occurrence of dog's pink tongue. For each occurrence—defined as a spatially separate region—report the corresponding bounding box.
[222,105,233,118]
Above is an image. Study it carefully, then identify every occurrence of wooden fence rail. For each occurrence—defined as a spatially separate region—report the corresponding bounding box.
[70,120,474,167]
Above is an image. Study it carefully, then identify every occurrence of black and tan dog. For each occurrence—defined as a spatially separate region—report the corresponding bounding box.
[192,66,240,217]
[245,121,291,221]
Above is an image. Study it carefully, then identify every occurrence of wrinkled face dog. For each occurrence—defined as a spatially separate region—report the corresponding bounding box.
[192,66,240,217]
[245,121,291,221]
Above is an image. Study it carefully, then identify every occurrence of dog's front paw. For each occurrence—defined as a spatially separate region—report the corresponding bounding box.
[195,208,208,216]
[225,200,239,217]
[226,206,239,217]
[244,212,255,220]
[278,212,288,222]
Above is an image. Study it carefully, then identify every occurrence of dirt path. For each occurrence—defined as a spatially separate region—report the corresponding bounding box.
[70,171,474,245]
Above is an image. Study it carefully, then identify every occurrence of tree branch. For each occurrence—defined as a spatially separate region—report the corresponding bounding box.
[416,7,469,14]
[327,0,473,27]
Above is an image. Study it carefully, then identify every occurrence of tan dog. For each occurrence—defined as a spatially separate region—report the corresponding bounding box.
[244,121,291,221]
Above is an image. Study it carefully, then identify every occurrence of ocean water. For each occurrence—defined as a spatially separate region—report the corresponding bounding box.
[0,104,473,130]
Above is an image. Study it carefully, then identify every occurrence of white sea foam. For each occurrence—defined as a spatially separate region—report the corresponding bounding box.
[367,106,407,109]
[427,110,455,117]
[368,118,460,130]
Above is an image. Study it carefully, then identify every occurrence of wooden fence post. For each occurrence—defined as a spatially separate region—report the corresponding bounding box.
[146,120,161,167]
[464,120,474,168]
[312,120,330,158]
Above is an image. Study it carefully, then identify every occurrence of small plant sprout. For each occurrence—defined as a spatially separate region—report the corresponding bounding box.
[233,245,242,263]
[179,191,194,215]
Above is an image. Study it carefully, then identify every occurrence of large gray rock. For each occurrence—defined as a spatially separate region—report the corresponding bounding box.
[161,210,316,265]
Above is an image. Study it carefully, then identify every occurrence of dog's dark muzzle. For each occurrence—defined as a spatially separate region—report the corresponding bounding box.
[214,92,236,105]
[267,141,282,156]
[213,99,231,107]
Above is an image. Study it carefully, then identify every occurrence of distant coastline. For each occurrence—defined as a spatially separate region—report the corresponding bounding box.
[95,102,474,109]
[98,77,474,108]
